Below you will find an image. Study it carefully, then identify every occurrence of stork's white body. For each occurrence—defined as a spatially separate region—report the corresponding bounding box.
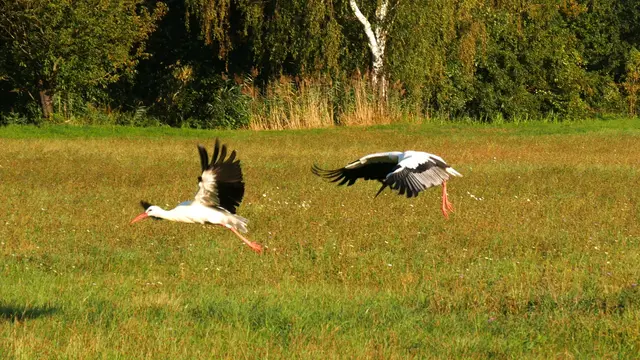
[148,202,248,232]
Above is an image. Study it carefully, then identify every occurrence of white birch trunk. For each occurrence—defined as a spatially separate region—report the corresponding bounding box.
[349,0,389,100]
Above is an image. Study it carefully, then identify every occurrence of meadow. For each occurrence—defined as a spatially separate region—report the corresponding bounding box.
[1,118,639,358]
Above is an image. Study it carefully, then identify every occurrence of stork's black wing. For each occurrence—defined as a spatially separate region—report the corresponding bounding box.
[312,152,404,196]
[194,138,245,214]
[312,162,398,185]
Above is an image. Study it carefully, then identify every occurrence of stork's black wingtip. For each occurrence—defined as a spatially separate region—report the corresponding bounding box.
[311,163,330,177]
[374,184,388,198]
[197,144,209,171]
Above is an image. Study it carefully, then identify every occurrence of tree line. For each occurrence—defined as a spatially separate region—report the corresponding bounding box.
[1,0,639,128]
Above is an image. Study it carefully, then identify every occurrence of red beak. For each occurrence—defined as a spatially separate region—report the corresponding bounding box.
[130,212,149,224]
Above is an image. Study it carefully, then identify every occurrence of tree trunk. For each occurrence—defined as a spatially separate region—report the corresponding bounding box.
[39,89,53,119]
[38,80,54,119]
[349,0,389,101]
[372,47,387,100]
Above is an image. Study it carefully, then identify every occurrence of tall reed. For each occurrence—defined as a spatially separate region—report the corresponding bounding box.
[245,75,410,130]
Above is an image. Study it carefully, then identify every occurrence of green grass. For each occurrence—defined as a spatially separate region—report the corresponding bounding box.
[1,118,640,358]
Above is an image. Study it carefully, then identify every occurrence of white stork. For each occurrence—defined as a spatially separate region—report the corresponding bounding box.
[312,151,462,218]
[130,139,262,253]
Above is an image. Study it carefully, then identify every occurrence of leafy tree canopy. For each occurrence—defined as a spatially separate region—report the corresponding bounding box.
[0,0,166,116]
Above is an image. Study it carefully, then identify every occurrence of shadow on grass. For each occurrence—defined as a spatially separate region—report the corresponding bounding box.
[0,304,57,322]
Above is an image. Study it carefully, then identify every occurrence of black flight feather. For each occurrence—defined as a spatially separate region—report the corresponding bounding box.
[212,138,220,164]
[198,145,209,172]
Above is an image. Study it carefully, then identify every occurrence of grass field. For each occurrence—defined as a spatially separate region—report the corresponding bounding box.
[1,118,639,358]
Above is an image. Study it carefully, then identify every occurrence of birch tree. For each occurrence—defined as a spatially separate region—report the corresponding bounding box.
[349,0,393,99]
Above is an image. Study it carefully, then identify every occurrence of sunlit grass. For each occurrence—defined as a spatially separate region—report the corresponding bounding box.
[1,118,639,358]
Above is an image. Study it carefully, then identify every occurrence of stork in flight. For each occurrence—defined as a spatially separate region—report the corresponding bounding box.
[130,139,262,253]
[312,150,462,218]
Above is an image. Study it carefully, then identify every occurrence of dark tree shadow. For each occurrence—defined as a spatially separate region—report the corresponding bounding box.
[0,304,57,322]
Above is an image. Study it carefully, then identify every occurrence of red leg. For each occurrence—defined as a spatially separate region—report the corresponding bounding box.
[228,226,263,254]
[444,183,454,212]
[441,181,454,219]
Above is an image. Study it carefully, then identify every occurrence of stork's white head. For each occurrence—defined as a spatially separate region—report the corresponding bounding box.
[130,201,163,224]
[146,205,163,217]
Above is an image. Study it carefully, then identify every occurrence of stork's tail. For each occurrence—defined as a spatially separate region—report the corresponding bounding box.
[229,214,249,233]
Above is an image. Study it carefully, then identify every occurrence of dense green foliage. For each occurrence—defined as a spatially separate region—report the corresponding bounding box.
[0,0,166,122]
[1,0,639,127]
